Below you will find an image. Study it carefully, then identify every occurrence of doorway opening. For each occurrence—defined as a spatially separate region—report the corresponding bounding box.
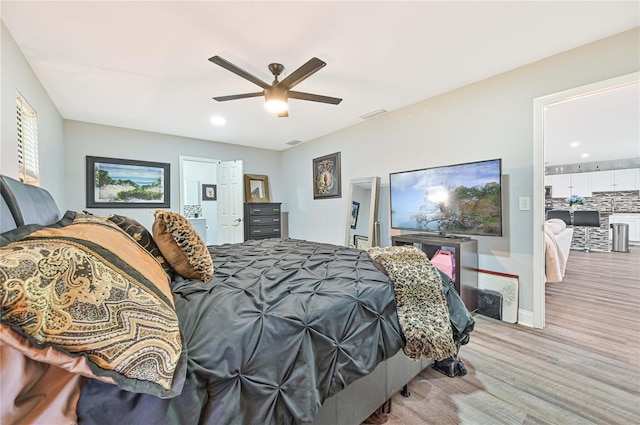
[532,72,639,329]
[179,156,244,245]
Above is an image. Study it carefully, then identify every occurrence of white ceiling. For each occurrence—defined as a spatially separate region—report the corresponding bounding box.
[544,83,639,166]
[2,1,638,155]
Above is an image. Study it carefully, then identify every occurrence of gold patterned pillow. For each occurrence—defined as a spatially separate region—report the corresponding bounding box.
[0,217,185,398]
[108,214,175,279]
[152,210,213,282]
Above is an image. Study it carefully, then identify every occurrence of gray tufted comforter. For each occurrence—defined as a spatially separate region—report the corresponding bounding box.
[77,238,405,425]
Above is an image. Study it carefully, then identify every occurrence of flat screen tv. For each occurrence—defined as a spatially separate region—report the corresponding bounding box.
[390,158,503,237]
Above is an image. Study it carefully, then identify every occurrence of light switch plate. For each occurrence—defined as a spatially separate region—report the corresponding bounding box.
[519,196,530,211]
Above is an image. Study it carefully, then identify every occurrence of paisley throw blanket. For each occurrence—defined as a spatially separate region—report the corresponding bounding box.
[367,245,457,360]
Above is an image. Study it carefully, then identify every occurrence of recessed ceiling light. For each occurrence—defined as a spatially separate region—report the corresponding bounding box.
[581,153,589,158]
[570,142,580,147]
[210,116,226,126]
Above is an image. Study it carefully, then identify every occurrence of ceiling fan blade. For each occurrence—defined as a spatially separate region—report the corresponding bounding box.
[288,91,342,105]
[209,56,271,90]
[213,92,264,102]
[279,57,326,90]
[277,110,289,118]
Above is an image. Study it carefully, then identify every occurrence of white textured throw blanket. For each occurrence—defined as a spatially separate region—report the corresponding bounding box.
[367,246,457,360]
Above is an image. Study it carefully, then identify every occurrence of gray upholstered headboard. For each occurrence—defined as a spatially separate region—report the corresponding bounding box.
[0,175,61,234]
[1,195,17,233]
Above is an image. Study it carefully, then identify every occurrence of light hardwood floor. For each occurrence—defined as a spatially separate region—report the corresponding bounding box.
[383,248,640,425]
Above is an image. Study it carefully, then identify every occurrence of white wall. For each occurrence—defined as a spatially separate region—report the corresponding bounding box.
[281,27,640,317]
[1,22,65,204]
[64,120,282,231]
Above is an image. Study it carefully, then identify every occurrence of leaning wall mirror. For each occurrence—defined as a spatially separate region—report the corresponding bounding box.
[345,176,381,249]
[244,174,271,203]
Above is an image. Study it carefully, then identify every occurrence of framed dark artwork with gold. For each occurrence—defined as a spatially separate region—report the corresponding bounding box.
[312,152,341,199]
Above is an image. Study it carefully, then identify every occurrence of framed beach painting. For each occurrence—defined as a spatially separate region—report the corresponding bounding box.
[86,156,170,208]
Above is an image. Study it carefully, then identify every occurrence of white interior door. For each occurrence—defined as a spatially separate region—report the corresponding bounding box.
[217,160,244,244]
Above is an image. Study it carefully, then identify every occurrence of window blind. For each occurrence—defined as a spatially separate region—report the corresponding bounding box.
[17,94,39,185]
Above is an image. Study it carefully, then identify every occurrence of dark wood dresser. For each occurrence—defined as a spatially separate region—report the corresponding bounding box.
[244,203,282,241]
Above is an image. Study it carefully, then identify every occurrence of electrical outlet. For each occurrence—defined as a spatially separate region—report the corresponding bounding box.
[519,196,530,211]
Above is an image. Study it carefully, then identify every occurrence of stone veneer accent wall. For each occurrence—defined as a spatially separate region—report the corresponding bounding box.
[546,191,640,251]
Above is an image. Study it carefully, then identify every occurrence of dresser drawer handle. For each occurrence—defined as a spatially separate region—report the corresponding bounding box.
[253,209,261,212]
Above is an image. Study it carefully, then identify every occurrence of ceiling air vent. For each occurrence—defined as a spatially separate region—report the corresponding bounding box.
[286,140,302,146]
[360,109,387,120]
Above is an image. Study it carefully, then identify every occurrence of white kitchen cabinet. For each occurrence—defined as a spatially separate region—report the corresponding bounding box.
[549,173,591,198]
[609,214,640,244]
[550,174,571,198]
[592,168,639,192]
[614,168,639,191]
[590,170,614,192]
[569,173,592,197]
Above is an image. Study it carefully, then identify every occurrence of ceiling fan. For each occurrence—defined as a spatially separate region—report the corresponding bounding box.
[208,55,342,117]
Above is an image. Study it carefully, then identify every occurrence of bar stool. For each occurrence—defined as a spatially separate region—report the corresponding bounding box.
[573,210,601,252]
[546,210,572,226]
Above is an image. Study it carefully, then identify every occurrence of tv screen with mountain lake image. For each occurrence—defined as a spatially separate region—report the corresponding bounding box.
[86,156,170,208]
[390,158,502,237]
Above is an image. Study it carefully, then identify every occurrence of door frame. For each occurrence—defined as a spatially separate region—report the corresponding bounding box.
[179,155,220,216]
[532,71,639,329]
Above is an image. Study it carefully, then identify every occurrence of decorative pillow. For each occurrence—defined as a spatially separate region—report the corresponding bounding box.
[547,218,567,230]
[152,210,213,282]
[108,213,175,279]
[0,217,185,398]
[545,218,566,235]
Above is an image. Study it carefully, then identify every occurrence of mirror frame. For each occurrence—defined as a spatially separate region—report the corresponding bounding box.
[344,176,381,248]
[244,174,271,203]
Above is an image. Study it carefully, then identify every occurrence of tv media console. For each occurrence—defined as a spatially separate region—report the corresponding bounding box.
[391,234,478,312]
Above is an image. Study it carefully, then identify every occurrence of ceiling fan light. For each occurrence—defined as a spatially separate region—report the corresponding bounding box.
[264,87,288,113]
[264,99,288,113]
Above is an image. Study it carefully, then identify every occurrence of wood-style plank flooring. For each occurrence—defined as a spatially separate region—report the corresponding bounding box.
[382,248,640,425]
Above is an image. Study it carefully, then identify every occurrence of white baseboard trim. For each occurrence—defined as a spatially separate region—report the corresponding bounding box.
[517,309,534,327]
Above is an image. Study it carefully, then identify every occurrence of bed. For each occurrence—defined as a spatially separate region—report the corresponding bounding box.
[544,218,574,283]
[0,174,474,425]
